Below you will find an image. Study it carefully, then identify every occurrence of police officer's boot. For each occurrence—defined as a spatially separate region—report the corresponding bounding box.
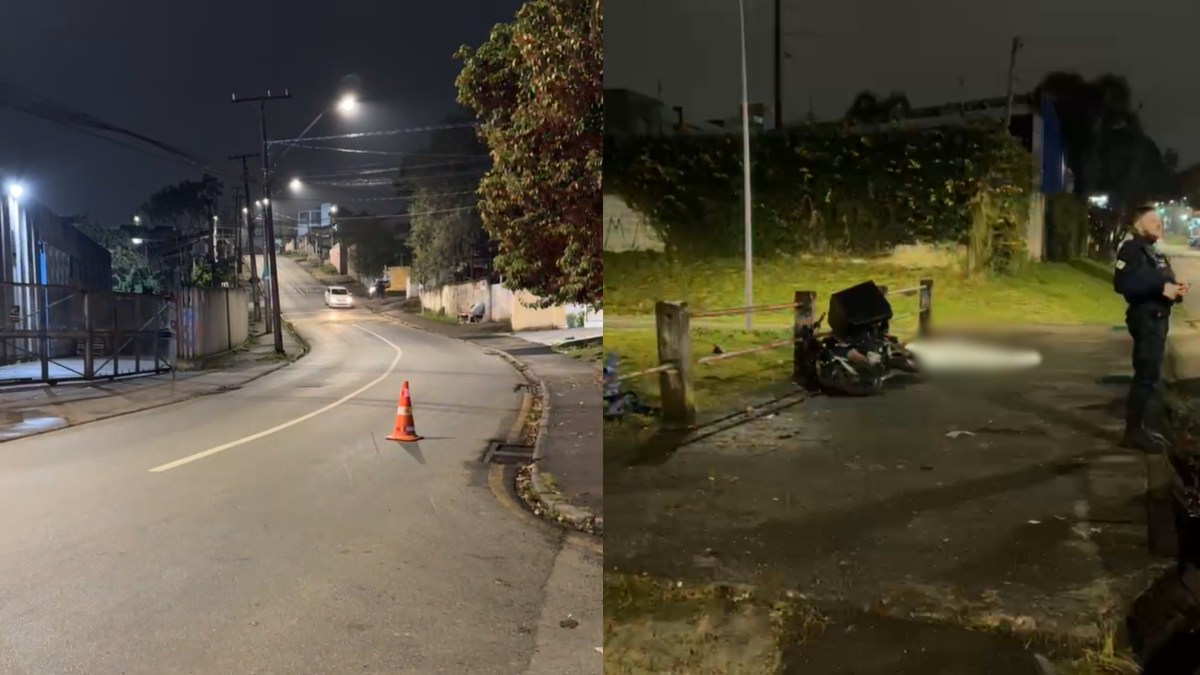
[1121,414,1169,453]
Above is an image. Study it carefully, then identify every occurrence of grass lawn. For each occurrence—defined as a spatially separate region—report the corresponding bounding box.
[605,252,1124,411]
[554,340,603,365]
[421,311,460,325]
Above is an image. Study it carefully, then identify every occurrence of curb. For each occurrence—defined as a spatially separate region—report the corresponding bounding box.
[486,348,602,537]
[365,303,602,536]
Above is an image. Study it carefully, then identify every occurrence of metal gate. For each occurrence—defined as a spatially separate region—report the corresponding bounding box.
[0,281,173,385]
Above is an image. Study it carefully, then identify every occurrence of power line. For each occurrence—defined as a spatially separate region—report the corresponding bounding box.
[293,157,489,181]
[330,190,478,204]
[284,142,486,159]
[0,78,241,180]
[336,205,477,221]
[267,122,475,145]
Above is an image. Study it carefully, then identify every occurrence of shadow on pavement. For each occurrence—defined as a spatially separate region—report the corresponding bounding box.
[398,442,426,464]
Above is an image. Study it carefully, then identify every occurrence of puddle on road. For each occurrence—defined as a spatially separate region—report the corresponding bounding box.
[0,413,68,440]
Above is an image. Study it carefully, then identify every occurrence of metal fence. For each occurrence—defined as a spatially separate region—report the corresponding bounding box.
[0,281,173,385]
[617,279,933,428]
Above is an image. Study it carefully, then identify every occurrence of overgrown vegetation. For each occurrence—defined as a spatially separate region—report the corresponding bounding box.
[455,0,603,307]
[400,120,491,285]
[1046,193,1090,262]
[338,211,409,281]
[605,122,1031,274]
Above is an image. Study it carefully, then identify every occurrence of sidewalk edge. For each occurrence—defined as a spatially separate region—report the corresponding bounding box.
[367,304,602,536]
[0,324,309,445]
[0,359,293,445]
[487,348,602,536]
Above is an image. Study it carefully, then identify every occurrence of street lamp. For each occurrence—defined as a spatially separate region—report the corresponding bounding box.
[289,178,303,192]
[6,182,25,200]
[133,215,141,225]
[131,237,144,245]
[336,93,359,116]
[737,0,754,330]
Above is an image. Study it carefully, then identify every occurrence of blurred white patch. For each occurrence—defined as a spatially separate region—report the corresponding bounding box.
[906,338,1043,374]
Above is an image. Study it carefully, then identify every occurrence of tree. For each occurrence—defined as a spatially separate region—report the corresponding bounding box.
[338,210,407,280]
[396,115,491,284]
[454,0,603,308]
[72,217,162,293]
[1037,72,1177,255]
[844,90,910,124]
[138,174,224,286]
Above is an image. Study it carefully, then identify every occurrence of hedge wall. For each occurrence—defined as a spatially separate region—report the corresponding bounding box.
[1045,193,1089,262]
[604,122,1032,272]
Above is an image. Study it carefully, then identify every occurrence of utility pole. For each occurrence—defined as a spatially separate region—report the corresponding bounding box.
[232,90,290,355]
[1004,37,1023,128]
[229,152,260,322]
[774,0,783,130]
[232,189,243,280]
[210,214,218,287]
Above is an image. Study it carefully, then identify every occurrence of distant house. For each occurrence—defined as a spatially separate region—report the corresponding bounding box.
[604,88,723,136]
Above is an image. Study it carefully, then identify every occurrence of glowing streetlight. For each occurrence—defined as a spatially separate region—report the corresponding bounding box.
[242,207,249,214]
[289,178,303,192]
[6,182,25,200]
[133,215,141,225]
[329,204,338,214]
[336,93,359,116]
[131,237,145,245]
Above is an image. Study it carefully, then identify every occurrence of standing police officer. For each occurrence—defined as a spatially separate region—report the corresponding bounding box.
[1114,205,1189,452]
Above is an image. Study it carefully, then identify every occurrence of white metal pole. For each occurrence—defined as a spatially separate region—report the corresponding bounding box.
[739,0,754,330]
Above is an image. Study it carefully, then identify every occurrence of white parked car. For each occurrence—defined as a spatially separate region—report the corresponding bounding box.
[324,285,354,308]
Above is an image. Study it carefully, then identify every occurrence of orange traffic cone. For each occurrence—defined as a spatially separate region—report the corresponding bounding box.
[387,380,423,442]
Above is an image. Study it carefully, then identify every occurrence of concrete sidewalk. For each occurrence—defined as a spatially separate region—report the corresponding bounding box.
[371,304,604,533]
[0,322,305,443]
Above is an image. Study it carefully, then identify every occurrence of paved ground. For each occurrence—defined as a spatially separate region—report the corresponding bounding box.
[606,325,1170,666]
[0,321,302,443]
[0,257,600,675]
[368,307,604,525]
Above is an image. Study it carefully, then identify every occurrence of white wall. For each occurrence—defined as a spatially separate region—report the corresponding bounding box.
[176,287,250,359]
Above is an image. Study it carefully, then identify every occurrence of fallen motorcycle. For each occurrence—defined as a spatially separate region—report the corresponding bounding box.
[798,313,886,397]
[846,321,922,375]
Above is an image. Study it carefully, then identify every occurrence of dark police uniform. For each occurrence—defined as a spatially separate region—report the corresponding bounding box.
[1113,234,1178,450]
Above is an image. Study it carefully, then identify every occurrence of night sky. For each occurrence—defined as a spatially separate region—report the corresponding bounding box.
[0,0,524,225]
[606,0,1199,163]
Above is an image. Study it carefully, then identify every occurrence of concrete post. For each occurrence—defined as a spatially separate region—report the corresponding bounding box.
[793,290,815,384]
[919,278,933,337]
[656,301,694,429]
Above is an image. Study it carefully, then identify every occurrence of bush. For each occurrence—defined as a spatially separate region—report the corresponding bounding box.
[1045,193,1089,261]
[604,121,1031,273]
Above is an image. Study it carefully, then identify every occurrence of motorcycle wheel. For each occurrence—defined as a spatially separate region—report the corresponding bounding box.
[817,359,881,397]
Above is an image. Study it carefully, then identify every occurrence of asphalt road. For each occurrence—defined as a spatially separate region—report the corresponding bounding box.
[0,257,600,674]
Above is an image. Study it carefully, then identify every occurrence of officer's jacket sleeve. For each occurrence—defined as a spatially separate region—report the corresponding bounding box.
[1114,241,1166,300]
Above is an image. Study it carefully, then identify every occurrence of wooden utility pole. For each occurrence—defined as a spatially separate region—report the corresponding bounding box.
[1004,37,1023,128]
[228,152,260,321]
[232,90,291,354]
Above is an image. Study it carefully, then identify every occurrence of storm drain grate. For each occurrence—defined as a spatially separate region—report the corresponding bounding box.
[482,441,534,465]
